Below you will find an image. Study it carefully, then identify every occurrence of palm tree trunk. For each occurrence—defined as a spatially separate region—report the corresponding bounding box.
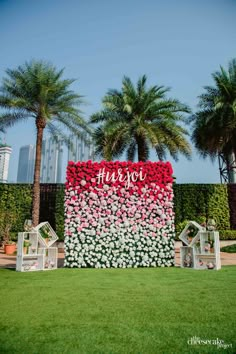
[227,152,236,183]
[136,135,146,161]
[32,118,46,226]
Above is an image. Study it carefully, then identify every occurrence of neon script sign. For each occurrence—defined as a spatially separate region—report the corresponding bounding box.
[96,167,147,189]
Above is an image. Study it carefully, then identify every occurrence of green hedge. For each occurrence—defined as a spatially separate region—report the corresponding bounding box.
[173,184,230,234]
[54,185,65,240]
[0,184,32,240]
[219,230,236,240]
[0,183,234,241]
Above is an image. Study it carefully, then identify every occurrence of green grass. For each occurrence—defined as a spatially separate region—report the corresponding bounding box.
[221,244,236,253]
[0,267,236,354]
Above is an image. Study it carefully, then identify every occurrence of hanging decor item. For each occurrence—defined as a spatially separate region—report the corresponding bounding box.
[64,160,175,268]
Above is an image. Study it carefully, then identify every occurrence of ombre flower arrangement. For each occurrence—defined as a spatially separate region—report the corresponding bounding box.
[64,161,175,268]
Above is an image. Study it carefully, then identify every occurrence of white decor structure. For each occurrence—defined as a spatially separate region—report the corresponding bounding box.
[179,221,221,270]
[16,222,58,272]
[179,221,204,246]
[33,222,58,247]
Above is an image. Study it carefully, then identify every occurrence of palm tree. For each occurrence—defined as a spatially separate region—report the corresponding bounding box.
[90,75,191,162]
[0,60,87,225]
[192,59,236,182]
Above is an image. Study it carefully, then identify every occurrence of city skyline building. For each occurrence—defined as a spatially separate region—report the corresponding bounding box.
[40,137,64,183]
[16,134,95,183]
[68,134,95,162]
[17,144,35,183]
[17,138,64,183]
[0,143,12,183]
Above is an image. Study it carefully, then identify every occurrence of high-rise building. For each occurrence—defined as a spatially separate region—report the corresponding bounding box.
[17,137,64,183]
[40,137,64,183]
[17,145,35,183]
[0,144,12,183]
[68,134,95,162]
[17,134,94,184]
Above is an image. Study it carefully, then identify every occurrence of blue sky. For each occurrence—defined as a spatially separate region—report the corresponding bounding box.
[1,0,235,183]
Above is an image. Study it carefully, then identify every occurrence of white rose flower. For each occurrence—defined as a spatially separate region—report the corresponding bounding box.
[80,180,86,186]
[101,255,107,262]
[110,242,115,249]
[89,192,97,199]
[143,254,149,262]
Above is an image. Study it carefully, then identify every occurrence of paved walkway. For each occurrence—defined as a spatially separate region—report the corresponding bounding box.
[0,241,235,269]
[0,248,65,269]
[175,241,236,266]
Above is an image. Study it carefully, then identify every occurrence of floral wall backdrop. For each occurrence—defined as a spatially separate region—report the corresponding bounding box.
[64,161,175,268]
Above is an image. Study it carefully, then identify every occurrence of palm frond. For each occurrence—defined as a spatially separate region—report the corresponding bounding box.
[0,111,31,130]
[126,139,137,161]
[91,74,191,161]
[192,58,236,162]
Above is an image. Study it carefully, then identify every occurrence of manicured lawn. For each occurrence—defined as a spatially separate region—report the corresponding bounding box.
[0,267,236,354]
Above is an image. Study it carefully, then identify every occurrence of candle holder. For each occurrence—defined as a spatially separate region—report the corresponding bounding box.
[206,218,216,231]
[24,219,33,232]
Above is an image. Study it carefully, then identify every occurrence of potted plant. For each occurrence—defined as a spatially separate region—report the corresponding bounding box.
[0,210,17,255]
[209,239,215,253]
[4,239,16,255]
[40,226,50,244]
[23,240,31,254]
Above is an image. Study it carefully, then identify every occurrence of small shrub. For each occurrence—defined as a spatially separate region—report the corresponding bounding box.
[219,230,236,240]
[220,244,236,253]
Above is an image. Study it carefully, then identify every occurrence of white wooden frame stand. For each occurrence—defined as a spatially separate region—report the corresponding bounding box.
[16,222,58,272]
[179,221,221,270]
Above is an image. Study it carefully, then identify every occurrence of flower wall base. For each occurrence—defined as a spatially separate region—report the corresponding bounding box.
[64,161,175,268]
